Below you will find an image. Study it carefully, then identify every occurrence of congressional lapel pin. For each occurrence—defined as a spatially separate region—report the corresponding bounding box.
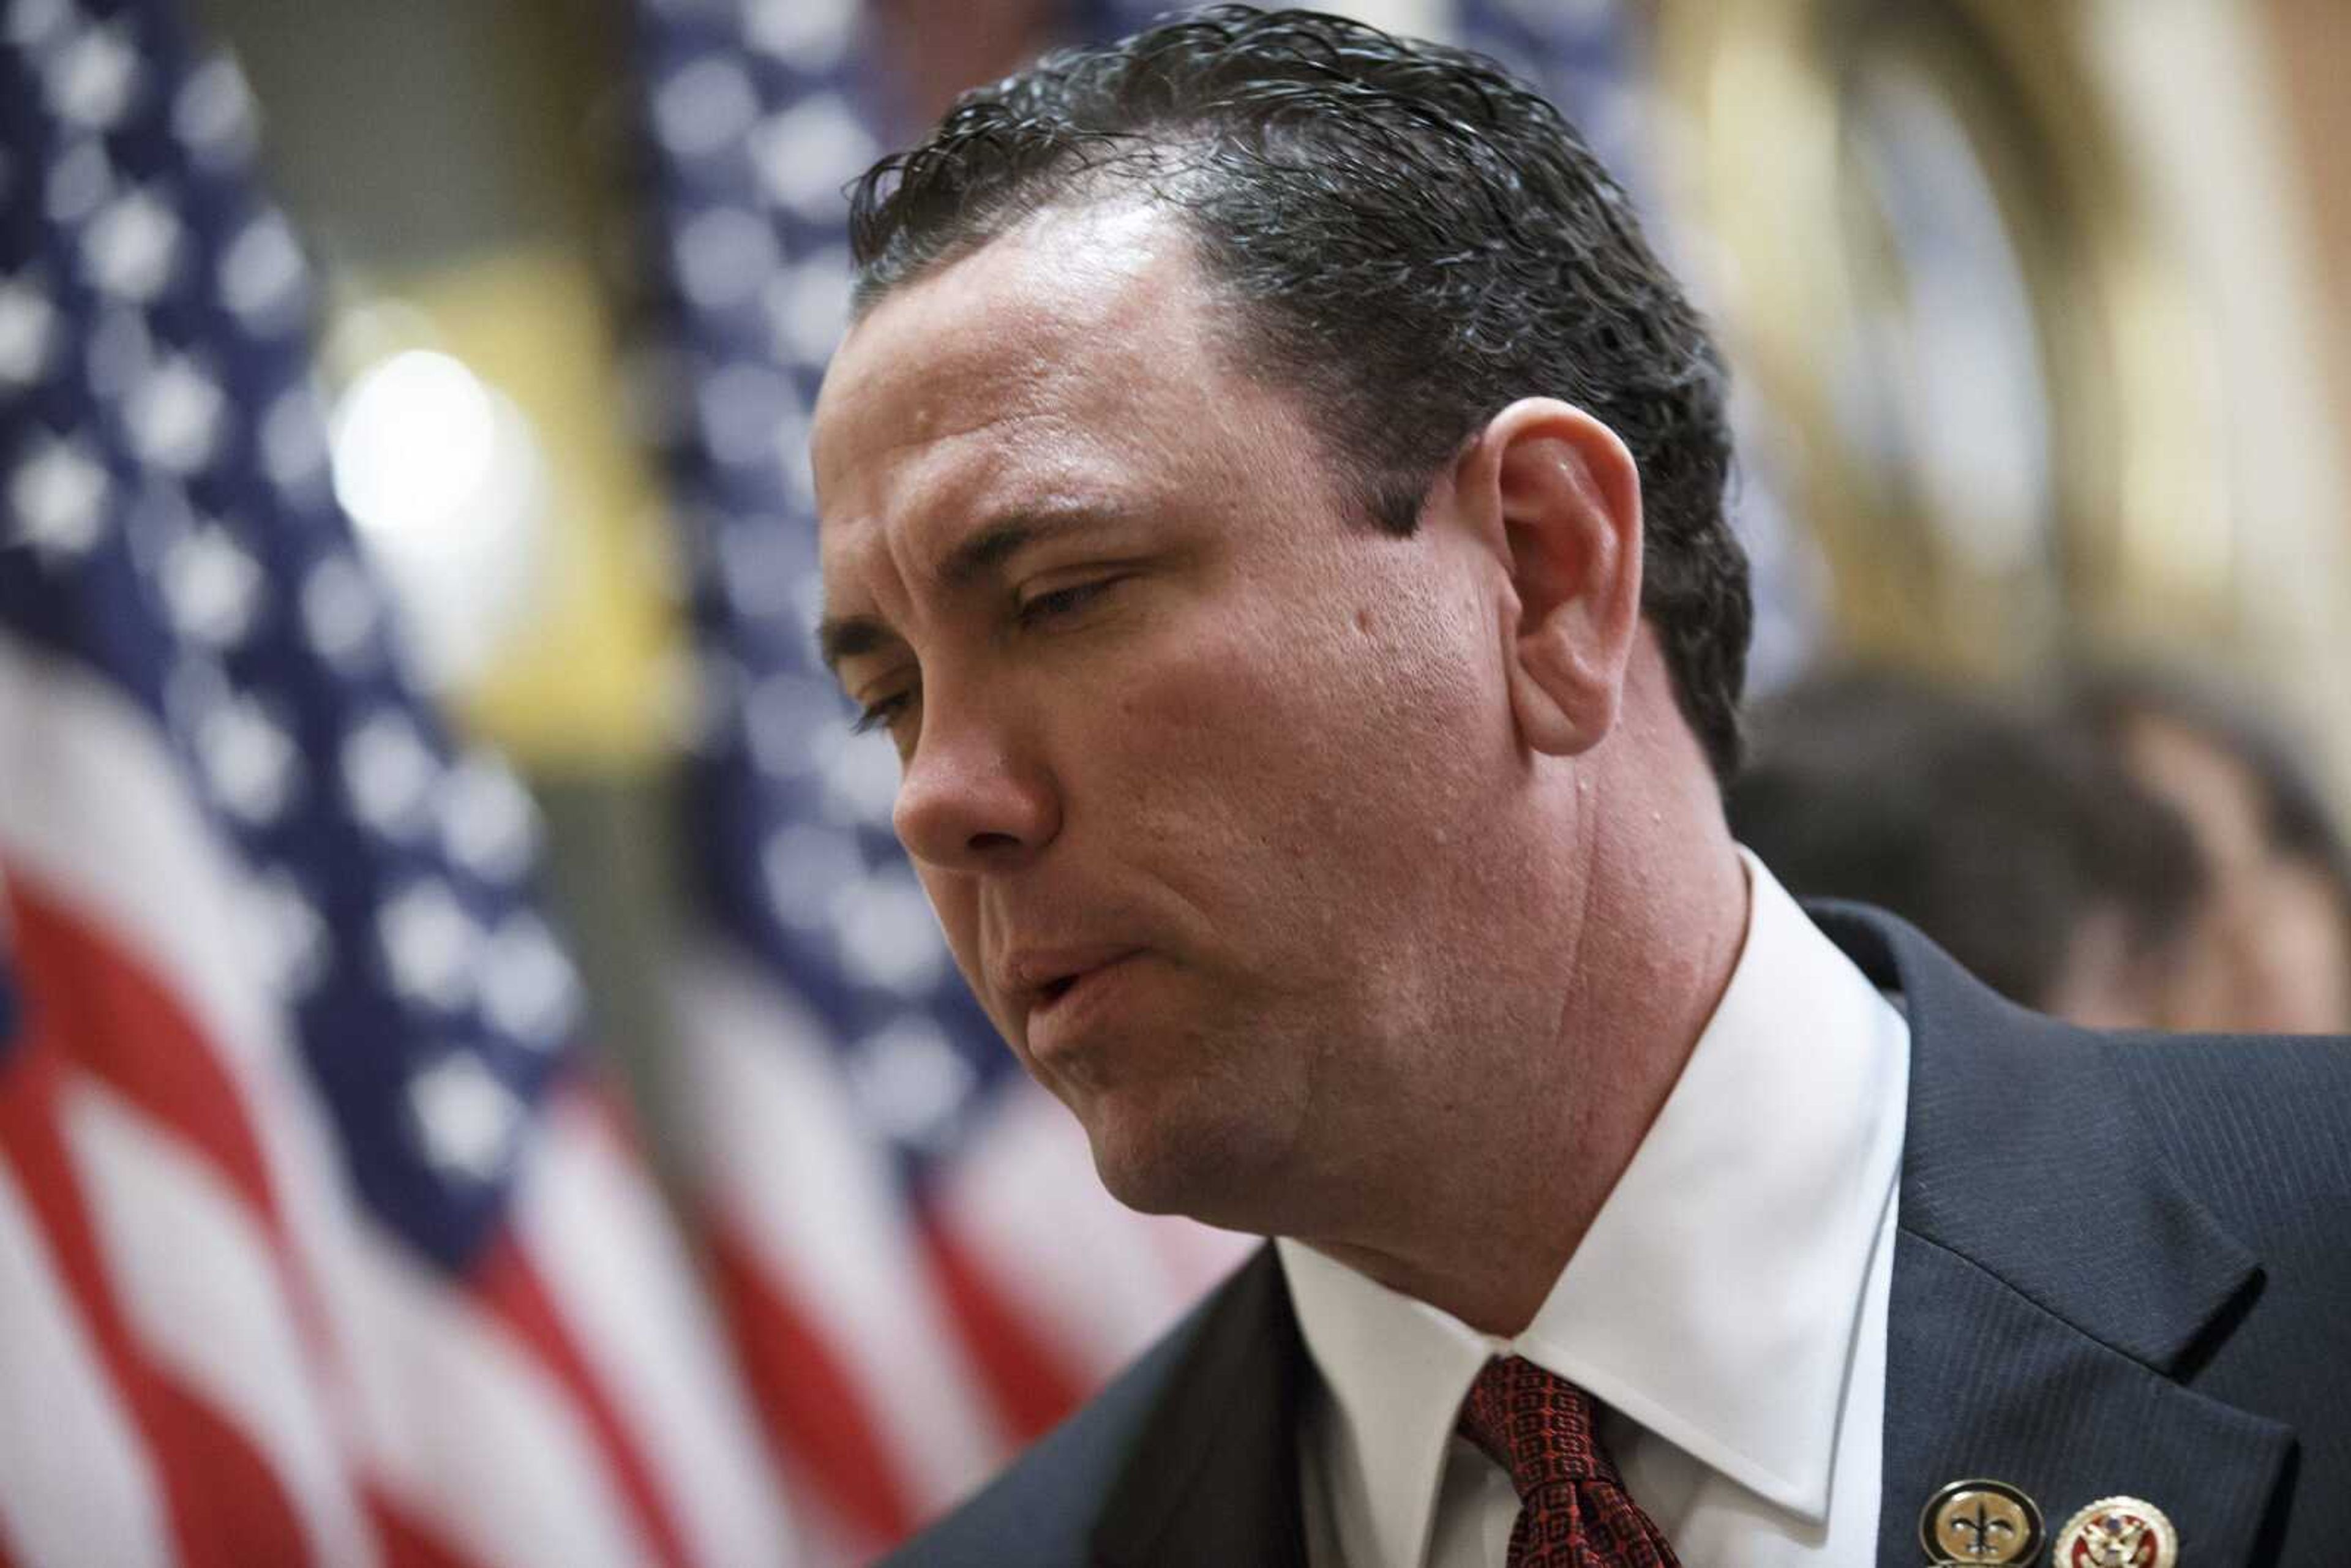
[2052,1496,2178,1567]
[1919,1477,2045,1564]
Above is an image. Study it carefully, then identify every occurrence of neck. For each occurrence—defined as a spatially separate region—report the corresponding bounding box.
[1296,686,1750,1335]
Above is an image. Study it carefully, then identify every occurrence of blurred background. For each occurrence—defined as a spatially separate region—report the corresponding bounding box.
[4,0,2349,1564]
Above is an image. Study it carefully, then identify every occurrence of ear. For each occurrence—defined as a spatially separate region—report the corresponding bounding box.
[1453,399,1644,757]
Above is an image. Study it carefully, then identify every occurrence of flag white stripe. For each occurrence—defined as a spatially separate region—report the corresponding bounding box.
[514,1099,797,1568]
[64,1078,381,1568]
[0,1157,177,1568]
[672,941,1005,1510]
[333,1217,664,1568]
[760,1454,870,1568]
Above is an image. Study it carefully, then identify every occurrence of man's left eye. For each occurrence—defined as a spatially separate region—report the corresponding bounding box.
[1016,577,1121,626]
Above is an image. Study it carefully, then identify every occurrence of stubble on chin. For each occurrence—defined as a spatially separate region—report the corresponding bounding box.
[1068,1064,1313,1236]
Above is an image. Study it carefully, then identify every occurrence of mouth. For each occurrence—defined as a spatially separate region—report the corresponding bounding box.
[1030,955,1132,1010]
[1009,948,1146,1026]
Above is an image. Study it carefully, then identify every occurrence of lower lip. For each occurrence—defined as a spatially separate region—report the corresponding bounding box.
[1026,954,1148,1061]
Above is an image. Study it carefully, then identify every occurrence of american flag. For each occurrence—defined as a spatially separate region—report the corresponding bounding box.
[0,1,790,1564]
[626,0,1638,1561]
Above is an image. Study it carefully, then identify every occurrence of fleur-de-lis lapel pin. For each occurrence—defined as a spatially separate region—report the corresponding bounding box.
[1920,1477,2044,1564]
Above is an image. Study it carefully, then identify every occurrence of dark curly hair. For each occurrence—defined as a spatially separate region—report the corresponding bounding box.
[846,4,1750,778]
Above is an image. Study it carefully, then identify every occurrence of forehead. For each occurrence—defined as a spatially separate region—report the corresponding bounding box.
[809,204,1257,577]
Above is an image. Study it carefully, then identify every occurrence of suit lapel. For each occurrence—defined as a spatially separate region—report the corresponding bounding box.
[1092,1245,1311,1568]
[1812,905,2295,1566]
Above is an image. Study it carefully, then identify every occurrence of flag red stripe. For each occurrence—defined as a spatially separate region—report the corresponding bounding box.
[4,869,346,1384]
[147,1364,318,1568]
[0,1032,312,1568]
[364,1486,493,1568]
[705,1219,915,1548]
[471,1230,698,1568]
[4,874,288,1241]
[921,1211,1089,1443]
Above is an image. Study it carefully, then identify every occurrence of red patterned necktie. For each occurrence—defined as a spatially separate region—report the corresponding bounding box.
[1455,1356,1683,1567]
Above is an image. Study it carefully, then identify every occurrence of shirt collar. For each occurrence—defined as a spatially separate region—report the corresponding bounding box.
[1278,852,1908,1562]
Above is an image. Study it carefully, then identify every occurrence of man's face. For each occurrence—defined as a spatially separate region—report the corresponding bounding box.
[811,206,1544,1228]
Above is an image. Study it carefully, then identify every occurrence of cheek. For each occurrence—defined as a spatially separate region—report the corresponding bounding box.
[1097,576,1502,874]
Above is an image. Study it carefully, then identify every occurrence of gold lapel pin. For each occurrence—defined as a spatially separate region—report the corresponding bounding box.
[2053,1496,2178,1567]
[1919,1477,2044,1564]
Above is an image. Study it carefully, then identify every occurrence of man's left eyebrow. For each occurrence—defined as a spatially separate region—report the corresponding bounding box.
[939,510,1114,589]
[818,509,1125,672]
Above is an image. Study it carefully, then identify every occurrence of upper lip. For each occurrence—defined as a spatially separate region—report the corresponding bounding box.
[998,944,1143,1009]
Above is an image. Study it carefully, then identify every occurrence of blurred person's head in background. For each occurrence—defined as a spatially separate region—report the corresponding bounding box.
[1728,669,2206,1028]
[2072,667,2351,1035]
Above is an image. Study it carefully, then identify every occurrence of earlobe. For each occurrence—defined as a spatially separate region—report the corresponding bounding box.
[1507,634,1619,756]
[1466,399,1644,759]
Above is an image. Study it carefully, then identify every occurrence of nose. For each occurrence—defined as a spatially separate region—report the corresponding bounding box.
[891,697,1060,874]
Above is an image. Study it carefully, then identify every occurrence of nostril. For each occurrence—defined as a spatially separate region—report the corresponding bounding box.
[1041,975,1077,1003]
[969,830,1024,853]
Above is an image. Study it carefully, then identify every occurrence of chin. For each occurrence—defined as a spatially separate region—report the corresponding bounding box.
[1079,1101,1292,1236]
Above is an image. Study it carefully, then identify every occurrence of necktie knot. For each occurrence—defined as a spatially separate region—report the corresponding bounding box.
[1453,1357,1681,1565]
[1457,1355,1623,1499]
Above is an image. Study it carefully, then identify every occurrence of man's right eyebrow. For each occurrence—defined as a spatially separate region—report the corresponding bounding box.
[817,613,899,678]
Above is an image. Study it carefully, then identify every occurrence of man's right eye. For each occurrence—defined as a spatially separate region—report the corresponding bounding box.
[850,691,914,737]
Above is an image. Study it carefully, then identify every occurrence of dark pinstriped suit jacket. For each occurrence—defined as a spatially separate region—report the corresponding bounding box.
[884,905,2351,1566]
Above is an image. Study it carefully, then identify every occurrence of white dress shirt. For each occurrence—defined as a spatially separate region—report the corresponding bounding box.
[1278,852,1910,1567]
